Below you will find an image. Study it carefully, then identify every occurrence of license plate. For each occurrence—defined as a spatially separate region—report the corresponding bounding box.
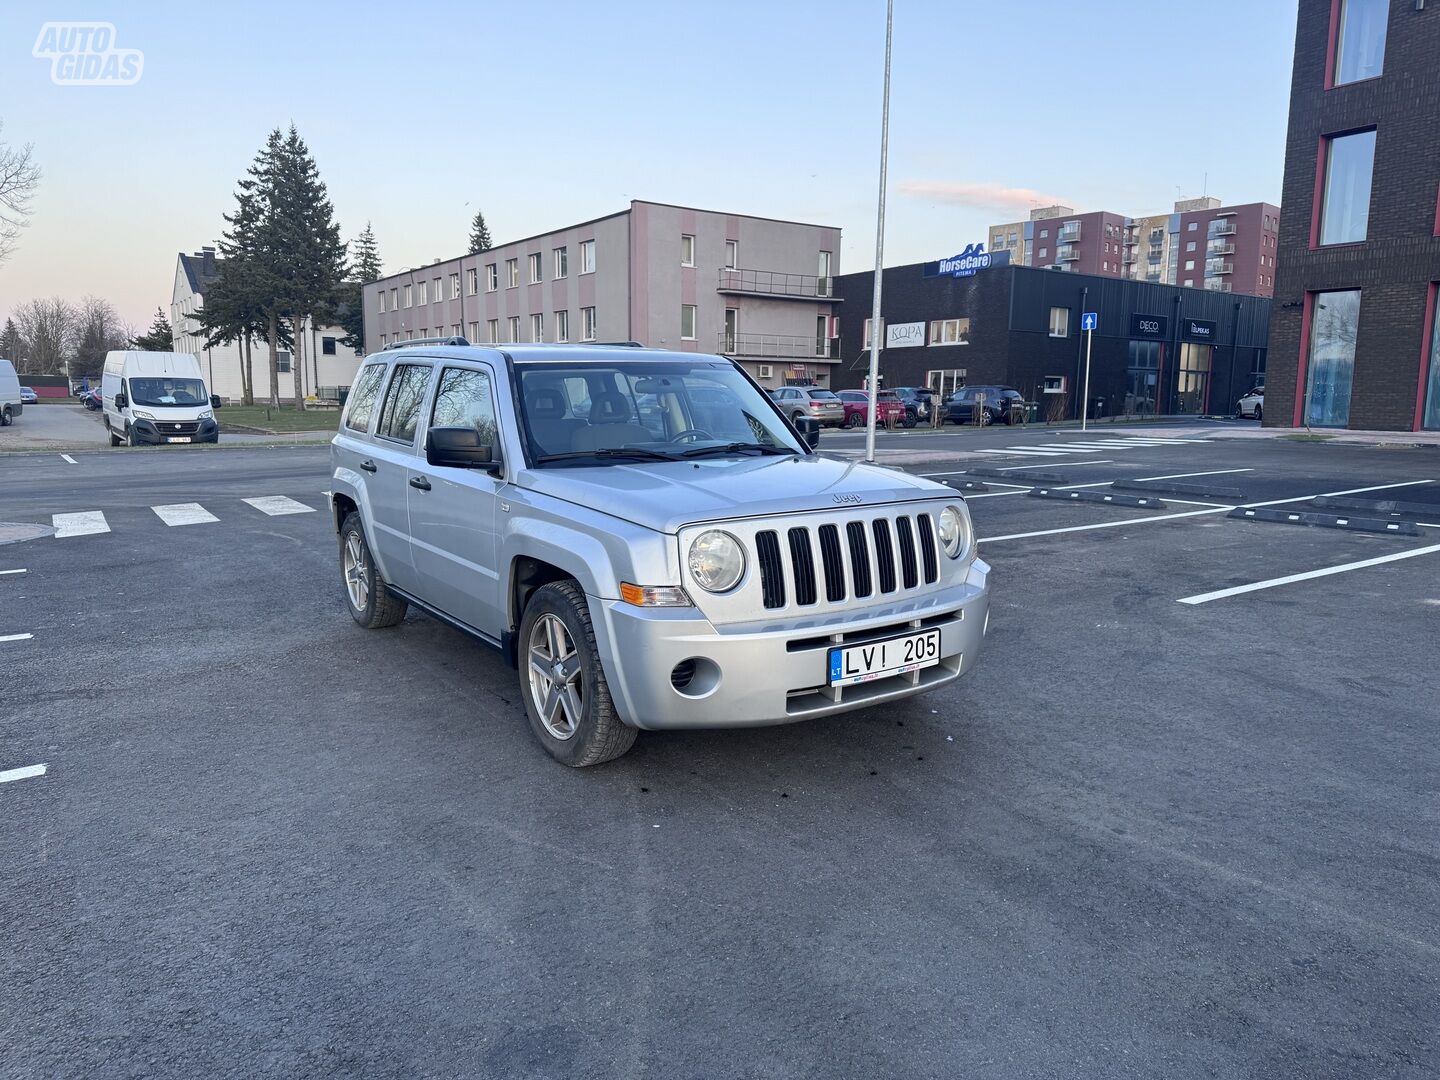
[166,437,191,443]
[828,629,941,687]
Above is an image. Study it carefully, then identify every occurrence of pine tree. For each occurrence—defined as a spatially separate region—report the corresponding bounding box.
[352,222,382,282]
[468,209,492,254]
[130,308,173,351]
[0,317,21,361]
[334,222,379,354]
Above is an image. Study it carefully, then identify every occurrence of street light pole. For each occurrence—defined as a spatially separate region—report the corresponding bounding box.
[864,0,894,465]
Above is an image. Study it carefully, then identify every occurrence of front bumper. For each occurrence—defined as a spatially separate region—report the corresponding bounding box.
[593,559,991,730]
[130,418,220,444]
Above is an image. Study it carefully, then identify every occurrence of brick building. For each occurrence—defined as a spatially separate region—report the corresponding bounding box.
[1266,0,1440,430]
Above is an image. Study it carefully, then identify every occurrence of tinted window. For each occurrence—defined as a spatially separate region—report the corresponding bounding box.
[431,367,499,450]
[343,363,387,432]
[377,363,432,443]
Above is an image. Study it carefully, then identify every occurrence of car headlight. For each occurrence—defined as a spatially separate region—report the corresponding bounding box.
[937,504,971,559]
[132,410,155,420]
[199,410,213,420]
[687,530,745,592]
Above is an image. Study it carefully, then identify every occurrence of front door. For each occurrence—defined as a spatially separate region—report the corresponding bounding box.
[367,361,436,593]
[406,363,505,638]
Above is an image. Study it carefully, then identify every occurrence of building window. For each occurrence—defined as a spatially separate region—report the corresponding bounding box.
[530,313,543,342]
[487,318,500,343]
[507,258,519,287]
[554,246,568,279]
[581,306,597,340]
[862,317,885,348]
[681,304,697,340]
[1038,247,1048,259]
[928,318,970,346]
[507,315,520,342]
[448,273,459,299]
[1304,289,1361,427]
[432,278,442,302]
[450,324,460,338]
[1187,222,1198,232]
[403,284,412,307]
[377,290,386,313]
[528,253,542,284]
[390,287,398,310]
[466,268,477,295]
[1424,289,1440,431]
[681,234,695,266]
[555,309,569,342]
[379,334,387,347]
[724,240,737,269]
[815,315,830,357]
[1185,260,1195,271]
[468,321,479,342]
[1039,229,1049,238]
[1184,279,1194,287]
[579,239,595,274]
[486,263,498,291]
[1333,0,1387,86]
[1186,241,1196,252]
[322,336,337,355]
[1048,307,1069,338]
[277,350,292,373]
[1319,129,1376,245]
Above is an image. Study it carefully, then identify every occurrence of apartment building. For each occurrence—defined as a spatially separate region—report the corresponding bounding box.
[362,201,842,388]
[988,204,1076,268]
[170,248,362,403]
[1173,200,1281,296]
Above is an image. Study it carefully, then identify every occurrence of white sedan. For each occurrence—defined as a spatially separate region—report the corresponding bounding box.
[1237,387,1264,421]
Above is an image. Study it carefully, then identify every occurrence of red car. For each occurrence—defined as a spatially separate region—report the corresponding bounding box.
[837,390,907,428]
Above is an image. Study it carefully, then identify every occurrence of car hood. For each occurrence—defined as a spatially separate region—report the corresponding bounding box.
[517,454,954,533]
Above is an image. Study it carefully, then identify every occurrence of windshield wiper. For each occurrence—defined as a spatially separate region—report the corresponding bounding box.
[679,442,796,459]
[536,446,684,464]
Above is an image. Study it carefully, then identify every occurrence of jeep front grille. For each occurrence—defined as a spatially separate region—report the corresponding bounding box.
[755,511,941,611]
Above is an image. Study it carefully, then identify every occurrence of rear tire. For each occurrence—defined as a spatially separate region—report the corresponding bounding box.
[1254,404,1262,422]
[519,580,637,767]
[107,421,122,447]
[339,513,409,629]
[846,412,862,429]
[1,406,11,426]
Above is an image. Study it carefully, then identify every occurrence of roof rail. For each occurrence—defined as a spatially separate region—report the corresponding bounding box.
[383,336,471,350]
[592,341,645,347]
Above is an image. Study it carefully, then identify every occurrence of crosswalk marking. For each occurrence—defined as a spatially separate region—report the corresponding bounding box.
[243,495,316,516]
[1033,445,1105,453]
[51,511,110,537]
[996,448,1072,457]
[152,503,219,527]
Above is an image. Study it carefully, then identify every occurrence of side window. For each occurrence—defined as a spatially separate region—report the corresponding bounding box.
[376,363,432,444]
[343,363,387,432]
[430,367,499,451]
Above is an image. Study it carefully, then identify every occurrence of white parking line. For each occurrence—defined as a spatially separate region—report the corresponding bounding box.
[995,448,1072,457]
[0,633,34,642]
[1178,544,1440,605]
[1132,468,1255,482]
[1033,445,1106,453]
[0,569,26,576]
[152,503,219,527]
[51,511,109,537]
[0,763,46,784]
[243,496,316,516]
[60,454,77,464]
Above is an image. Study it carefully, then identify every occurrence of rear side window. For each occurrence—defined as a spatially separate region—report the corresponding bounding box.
[376,363,432,444]
[343,363,386,432]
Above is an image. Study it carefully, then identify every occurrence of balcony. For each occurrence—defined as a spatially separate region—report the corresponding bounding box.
[1056,245,1080,262]
[1145,270,1163,282]
[1122,251,1136,264]
[1204,279,1232,293]
[719,331,839,360]
[1208,222,1237,236]
[717,268,835,300]
[1206,261,1234,275]
[1207,242,1236,256]
[1057,224,1082,243]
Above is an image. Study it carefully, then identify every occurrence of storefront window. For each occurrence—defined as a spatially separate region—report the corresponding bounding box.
[1176,344,1212,414]
[1424,295,1440,431]
[1125,341,1160,417]
[1305,290,1361,427]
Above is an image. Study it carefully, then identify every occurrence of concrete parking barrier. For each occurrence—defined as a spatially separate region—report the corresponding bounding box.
[966,467,1071,483]
[1028,488,1169,510]
[1228,507,1421,536]
[941,479,990,492]
[1111,479,1246,500]
[1309,494,1440,516]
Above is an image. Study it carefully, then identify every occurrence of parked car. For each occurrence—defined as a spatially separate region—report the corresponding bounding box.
[0,359,23,426]
[770,385,846,428]
[330,343,991,766]
[1237,386,1264,421]
[80,388,102,410]
[889,386,935,427]
[945,386,1026,426]
[102,350,221,445]
[19,386,38,405]
[836,390,907,428]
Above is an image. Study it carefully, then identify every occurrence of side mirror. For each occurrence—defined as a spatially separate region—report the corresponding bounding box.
[794,416,821,451]
[210,395,222,409]
[113,392,128,409]
[427,425,502,473]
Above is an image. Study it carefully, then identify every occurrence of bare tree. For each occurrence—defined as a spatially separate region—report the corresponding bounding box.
[11,296,78,374]
[0,121,41,266]
[74,295,132,377]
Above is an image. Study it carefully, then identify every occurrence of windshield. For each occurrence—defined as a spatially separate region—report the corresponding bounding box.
[515,359,804,466]
[128,377,208,407]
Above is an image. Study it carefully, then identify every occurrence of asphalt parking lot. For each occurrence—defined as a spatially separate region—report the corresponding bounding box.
[2,424,1438,1078]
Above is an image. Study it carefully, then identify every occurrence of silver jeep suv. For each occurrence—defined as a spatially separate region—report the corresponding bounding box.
[330,341,991,766]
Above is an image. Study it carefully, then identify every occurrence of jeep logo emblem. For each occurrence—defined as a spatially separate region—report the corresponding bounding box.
[832,493,863,505]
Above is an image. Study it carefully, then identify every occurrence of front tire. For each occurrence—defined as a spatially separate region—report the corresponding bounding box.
[1253,405,1262,422]
[339,513,408,629]
[519,580,636,767]
[107,421,122,447]
[846,412,862,428]
[1,406,11,426]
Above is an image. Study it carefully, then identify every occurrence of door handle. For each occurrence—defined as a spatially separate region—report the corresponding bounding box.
[409,476,432,491]
[359,459,377,473]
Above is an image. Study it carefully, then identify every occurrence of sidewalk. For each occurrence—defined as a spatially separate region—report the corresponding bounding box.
[1201,423,1440,448]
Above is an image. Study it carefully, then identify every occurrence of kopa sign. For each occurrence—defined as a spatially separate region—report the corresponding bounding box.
[923,243,1009,278]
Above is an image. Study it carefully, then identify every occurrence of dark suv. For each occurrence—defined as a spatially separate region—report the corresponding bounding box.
[944,386,1025,426]
[889,387,935,427]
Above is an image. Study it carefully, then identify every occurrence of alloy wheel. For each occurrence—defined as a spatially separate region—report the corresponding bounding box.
[528,613,583,740]
[343,532,370,611]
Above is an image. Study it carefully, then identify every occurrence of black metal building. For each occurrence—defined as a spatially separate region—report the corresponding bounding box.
[832,263,1271,420]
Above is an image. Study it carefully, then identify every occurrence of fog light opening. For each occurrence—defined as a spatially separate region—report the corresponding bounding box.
[670,657,721,699]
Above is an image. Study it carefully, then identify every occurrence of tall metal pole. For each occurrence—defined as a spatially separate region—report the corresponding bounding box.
[864,0,894,464]
[1081,328,1093,432]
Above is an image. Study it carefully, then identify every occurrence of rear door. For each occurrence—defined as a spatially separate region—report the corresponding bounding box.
[405,362,505,638]
[366,360,436,594]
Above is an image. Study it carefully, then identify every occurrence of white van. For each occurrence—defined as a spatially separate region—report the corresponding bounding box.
[102,351,220,446]
[0,358,22,426]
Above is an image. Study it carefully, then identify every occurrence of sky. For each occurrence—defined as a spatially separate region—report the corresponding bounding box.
[0,0,1300,333]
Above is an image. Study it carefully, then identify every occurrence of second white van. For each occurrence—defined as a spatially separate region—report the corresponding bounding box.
[0,358,22,426]
[102,351,220,446]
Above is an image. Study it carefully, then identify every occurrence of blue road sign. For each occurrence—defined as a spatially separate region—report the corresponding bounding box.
[1081,311,1098,332]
